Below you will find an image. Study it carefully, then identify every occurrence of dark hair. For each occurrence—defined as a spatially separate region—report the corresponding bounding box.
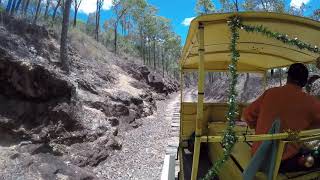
[287,63,309,87]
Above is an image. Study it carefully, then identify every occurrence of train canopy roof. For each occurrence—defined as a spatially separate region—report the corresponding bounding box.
[180,12,320,73]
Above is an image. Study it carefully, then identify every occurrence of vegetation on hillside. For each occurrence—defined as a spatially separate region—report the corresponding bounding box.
[0,0,182,79]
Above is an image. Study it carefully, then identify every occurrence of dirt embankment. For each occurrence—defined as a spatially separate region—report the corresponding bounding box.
[0,14,178,179]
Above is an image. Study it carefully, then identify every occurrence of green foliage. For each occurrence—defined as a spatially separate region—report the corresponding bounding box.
[243,0,285,12]
[218,0,237,12]
[0,6,4,12]
[86,12,96,37]
[195,0,215,15]
[312,9,320,21]
[95,0,181,77]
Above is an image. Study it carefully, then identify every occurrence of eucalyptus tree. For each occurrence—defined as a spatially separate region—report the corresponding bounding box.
[243,0,285,12]
[313,9,320,21]
[73,0,82,27]
[9,0,24,15]
[143,6,158,66]
[60,0,72,73]
[195,0,215,15]
[10,0,17,14]
[44,0,50,19]
[6,0,13,12]
[52,0,62,22]
[152,16,170,70]
[112,0,130,53]
[95,0,104,41]
[23,0,31,16]
[216,0,237,12]
[102,19,115,48]
[86,12,96,37]
[33,0,42,24]
[162,32,181,77]
[130,0,148,62]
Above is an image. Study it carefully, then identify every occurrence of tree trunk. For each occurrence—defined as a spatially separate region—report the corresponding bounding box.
[148,42,151,66]
[141,36,145,64]
[114,23,118,54]
[73,9,78,27]
[127,16,129,36]
[165,61,169,74]
[162,48,165,77]
[6,0,12,12]
[44,0,50,19]
[95,0,99,41]
[10,0,17,15]
[52,0,61,22]
[23,0,30,16]
[153,40,156,69]
[60,0,72,73]
[33,0,42,24]
[15,0,23,13]
[73,0,80,27]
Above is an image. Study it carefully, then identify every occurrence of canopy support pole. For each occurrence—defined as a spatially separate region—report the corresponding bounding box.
[191,22,205,180]
[179,70,185,180]
[263,71,267,90]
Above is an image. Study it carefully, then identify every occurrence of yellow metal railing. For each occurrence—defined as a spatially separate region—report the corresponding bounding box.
[199,128,320,180]
[200,128,320,143]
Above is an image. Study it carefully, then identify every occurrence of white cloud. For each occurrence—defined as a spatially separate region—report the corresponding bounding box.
[182,17,195,26]
[290,0,310,8]
[79,0,113,14]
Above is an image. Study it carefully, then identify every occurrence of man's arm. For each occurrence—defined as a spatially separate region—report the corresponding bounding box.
[242,91,266,129]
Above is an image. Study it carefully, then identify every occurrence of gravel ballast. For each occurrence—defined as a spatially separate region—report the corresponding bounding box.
[94,94,179,180]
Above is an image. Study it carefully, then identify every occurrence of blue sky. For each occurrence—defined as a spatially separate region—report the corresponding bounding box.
[77,0,319,44]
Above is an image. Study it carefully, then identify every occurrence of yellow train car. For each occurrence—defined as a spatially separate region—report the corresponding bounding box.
[178,12,320,180]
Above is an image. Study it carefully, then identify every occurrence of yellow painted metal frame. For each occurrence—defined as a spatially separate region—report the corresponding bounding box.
[179,12,320,180]
[190,22,205,180]
[179,70,185,180]
[207,123,320,180]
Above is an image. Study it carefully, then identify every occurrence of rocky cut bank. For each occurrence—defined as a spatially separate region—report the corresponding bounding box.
[0,14,178,179]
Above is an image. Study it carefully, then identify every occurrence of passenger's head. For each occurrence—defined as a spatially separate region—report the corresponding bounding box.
[287,63,309,87]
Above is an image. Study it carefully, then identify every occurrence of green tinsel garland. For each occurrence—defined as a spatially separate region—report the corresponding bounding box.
[238,23,320,53]
[202,16,240,180]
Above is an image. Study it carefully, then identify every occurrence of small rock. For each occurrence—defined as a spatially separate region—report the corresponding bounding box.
[131,122,142,129]
[107,137,122,150]
[10,153,20,159]
[108,117,119,127]
[112,127,118,136]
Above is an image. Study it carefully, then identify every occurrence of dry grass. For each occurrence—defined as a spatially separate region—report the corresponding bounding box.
[69,28,115,63]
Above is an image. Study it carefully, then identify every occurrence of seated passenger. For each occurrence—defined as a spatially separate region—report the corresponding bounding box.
[242,63,320,172]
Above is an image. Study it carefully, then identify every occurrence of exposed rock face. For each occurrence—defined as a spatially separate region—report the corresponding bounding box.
[1,145,97,180]
[0,14,178,179]
[118,61,179,94]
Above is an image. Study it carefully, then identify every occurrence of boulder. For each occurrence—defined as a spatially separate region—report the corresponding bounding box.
[90,101,129,117]
[77,79,99,95]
